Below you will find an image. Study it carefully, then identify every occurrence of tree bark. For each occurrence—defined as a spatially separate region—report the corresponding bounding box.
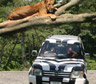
[21,32,27,68]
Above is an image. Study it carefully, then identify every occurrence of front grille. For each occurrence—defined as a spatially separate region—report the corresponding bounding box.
[42,70,71,78]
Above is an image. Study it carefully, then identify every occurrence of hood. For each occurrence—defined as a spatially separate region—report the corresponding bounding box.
[33,58,85,72]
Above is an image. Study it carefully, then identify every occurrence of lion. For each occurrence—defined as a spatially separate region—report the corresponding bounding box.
[7,0,56,20]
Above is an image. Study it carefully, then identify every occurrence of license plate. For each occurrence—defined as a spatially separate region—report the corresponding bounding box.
[50,82,61,84]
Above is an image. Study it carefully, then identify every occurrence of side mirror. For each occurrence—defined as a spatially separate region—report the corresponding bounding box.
[32,50,37,56]
[85,53,90,56]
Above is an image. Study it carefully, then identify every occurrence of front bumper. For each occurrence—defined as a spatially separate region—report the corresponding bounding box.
[29,75,86,84]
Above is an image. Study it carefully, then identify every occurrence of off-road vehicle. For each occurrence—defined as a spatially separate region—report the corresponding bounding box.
[29,35,88,84]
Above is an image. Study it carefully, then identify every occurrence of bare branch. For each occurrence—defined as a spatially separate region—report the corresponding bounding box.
[55,0,83,16]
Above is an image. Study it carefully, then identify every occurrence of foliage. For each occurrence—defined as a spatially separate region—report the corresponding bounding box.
[0,0,96,70]
[69,0,96,14]
[86,55,96,70]
[0,0,41,20]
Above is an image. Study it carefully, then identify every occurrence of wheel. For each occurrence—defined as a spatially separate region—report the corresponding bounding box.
[85,79,89,84]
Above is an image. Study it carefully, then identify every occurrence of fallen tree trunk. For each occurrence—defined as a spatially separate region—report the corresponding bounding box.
[0,13,96,35]
[0,0,95,35]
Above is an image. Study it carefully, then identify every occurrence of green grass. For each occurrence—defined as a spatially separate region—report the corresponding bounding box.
[86,56,96,70]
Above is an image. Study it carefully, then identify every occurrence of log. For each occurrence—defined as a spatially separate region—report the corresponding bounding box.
[0,13,96,35]
[0,0,95,36]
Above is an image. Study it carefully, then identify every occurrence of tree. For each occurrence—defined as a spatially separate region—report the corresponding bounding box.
[21,32,27,67]
[0,0,96,35]
[0,0,96,70]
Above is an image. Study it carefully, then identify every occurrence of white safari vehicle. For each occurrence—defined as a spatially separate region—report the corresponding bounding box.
[29,35,88,84]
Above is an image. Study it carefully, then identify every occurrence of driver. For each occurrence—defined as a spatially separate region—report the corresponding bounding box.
[67,47,77,58]
[44,47,56,55]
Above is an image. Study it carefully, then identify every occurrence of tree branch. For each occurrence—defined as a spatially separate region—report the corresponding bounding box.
[55,0,83,16]
[0,13,96,35]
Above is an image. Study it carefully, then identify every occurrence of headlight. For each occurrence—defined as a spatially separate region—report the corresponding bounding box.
[29,68,42,76]
[71,70,84,78]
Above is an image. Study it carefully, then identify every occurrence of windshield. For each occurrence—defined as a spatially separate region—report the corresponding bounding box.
[39,41,84,59]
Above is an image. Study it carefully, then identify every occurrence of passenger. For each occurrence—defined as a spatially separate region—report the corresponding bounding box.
[67,47,77,58]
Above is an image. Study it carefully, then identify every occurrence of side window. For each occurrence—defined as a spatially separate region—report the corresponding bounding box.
[39,41,49,55]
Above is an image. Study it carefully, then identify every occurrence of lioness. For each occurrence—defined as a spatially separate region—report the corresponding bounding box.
[7,0,56,20]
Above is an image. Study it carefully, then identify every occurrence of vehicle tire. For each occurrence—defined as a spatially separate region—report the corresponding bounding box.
[85,80,89,84]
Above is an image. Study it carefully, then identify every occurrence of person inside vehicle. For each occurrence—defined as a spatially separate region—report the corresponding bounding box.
[44,47,56,55]
[67,47,77,58]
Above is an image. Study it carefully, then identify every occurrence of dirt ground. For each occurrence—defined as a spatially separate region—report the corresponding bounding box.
[87,70,96,84]
[0,70,95,84]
